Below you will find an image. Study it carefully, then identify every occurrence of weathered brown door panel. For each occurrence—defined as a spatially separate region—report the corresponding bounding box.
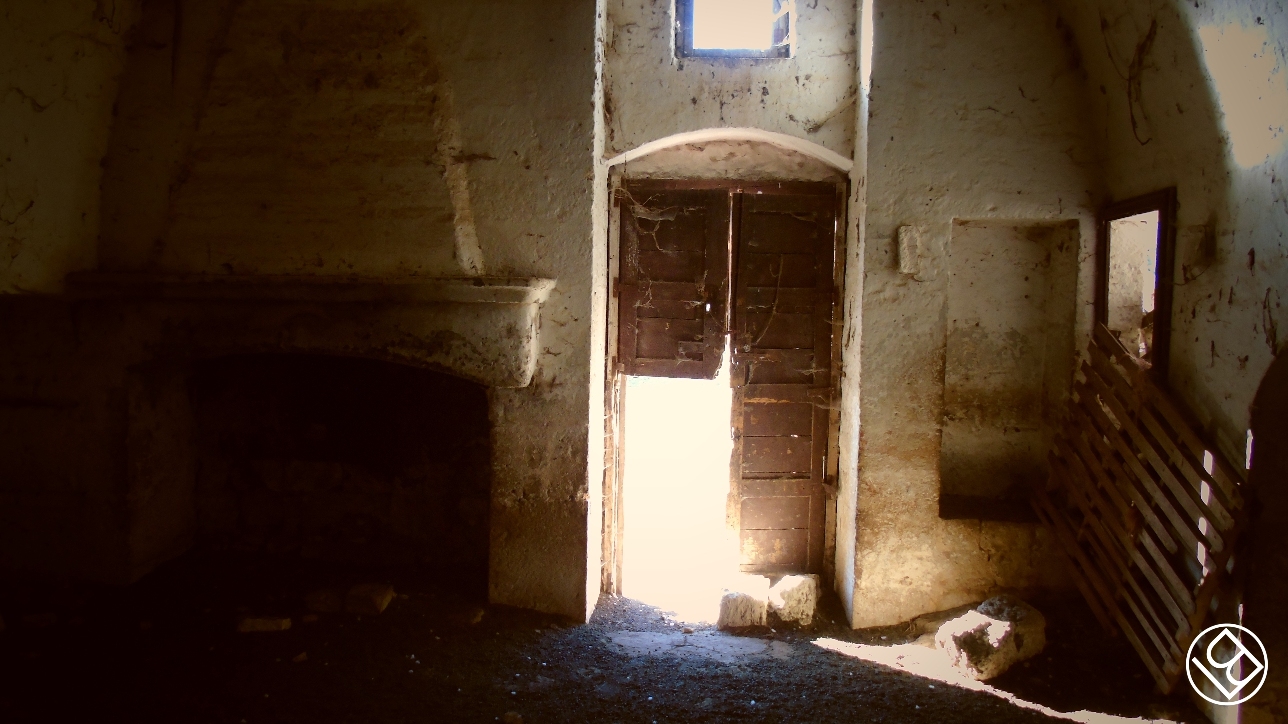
[742,436,813,477]
[741,479,815,497]
[742,350,817,385]
[738,254,820,287]
[741,313,815,349]
[742,402,813,437]
[730,187,839,575]
[742,496,810,528]
[619,186,731,380]
[740,528,810,570]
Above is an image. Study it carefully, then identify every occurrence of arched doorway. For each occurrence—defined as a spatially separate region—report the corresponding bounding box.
[601,130,850,621]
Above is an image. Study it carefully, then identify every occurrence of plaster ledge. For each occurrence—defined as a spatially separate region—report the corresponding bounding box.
[66,272,556,305]
[63,272,557,389]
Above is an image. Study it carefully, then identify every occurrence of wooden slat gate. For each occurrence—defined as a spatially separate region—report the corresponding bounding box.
[1033,323,1247,693]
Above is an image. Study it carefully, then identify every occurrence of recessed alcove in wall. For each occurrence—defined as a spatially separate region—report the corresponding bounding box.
[190,355,491,591]
[939,220,1079,522]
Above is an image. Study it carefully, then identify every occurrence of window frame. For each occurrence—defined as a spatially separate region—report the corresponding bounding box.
[674,0,794,60]
[1095,188,1178,381]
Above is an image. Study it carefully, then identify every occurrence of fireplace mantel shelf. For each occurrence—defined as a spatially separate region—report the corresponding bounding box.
[66,272,557,306]
[62,272,557,388]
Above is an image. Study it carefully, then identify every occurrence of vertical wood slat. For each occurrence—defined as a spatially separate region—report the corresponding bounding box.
[1078,361,1217,568]
[1071,368,1190,553]
[1033,323,1247,694]
[1092,325,1244,502]
[1049,457,1189,633]
[1070,377,1178,554]
[1085,345,1233,543]
[1049,454,1184,672]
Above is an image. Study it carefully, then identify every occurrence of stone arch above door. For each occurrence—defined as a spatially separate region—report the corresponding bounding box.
[607,128,852,181]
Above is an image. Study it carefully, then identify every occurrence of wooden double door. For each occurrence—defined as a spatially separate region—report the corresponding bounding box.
[617,180,843,575]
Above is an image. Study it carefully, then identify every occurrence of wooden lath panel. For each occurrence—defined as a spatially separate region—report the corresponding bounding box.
[1034,323,1247,694]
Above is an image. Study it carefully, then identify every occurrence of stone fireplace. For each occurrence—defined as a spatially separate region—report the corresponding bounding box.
[190,354,491,585]
[13,273,556,585]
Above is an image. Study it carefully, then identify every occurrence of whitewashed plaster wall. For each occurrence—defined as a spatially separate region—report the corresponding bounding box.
[850,0,1101,628]
[602,0,857,160]
[1054,0,1288,479]
[1052,2,1287,720]
[0,0,137,293]
[833,0,871,626]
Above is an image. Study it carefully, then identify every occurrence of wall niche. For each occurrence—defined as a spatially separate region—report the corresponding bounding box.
[939,220,1079,521]
[190,355,491,584]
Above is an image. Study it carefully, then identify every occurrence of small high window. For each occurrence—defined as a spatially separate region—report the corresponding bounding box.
[675,0,793,59]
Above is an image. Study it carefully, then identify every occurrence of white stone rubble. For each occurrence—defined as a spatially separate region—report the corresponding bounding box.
[934,595,1046,680]
[768,574,820,626]
[717,575,770,629]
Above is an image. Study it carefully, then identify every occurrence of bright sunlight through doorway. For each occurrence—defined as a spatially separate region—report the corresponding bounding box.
[621,349,739,623]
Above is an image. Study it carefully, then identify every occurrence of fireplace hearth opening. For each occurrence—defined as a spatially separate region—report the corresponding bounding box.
[189,354,491,592]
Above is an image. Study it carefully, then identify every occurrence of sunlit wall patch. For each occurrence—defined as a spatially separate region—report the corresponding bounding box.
[1198,23,1288,168]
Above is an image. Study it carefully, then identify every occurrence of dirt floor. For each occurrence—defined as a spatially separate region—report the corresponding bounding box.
[0,552,1206,723]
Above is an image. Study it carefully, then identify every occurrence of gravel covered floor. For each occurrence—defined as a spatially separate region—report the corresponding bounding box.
[0,552,1205,723]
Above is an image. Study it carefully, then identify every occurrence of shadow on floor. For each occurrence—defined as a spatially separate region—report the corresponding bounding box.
[0,552,1203,723]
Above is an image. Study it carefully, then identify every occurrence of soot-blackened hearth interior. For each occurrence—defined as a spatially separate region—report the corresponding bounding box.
[190,355,490,588]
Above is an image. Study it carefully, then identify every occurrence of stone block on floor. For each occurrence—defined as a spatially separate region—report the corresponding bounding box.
[934,595,1045,680]
[976,595,1046,658]
[236,615,292,633]
[345,583,396,615]
[717,575,769,629]
[717,591,766,629]
[768,574,820,626]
